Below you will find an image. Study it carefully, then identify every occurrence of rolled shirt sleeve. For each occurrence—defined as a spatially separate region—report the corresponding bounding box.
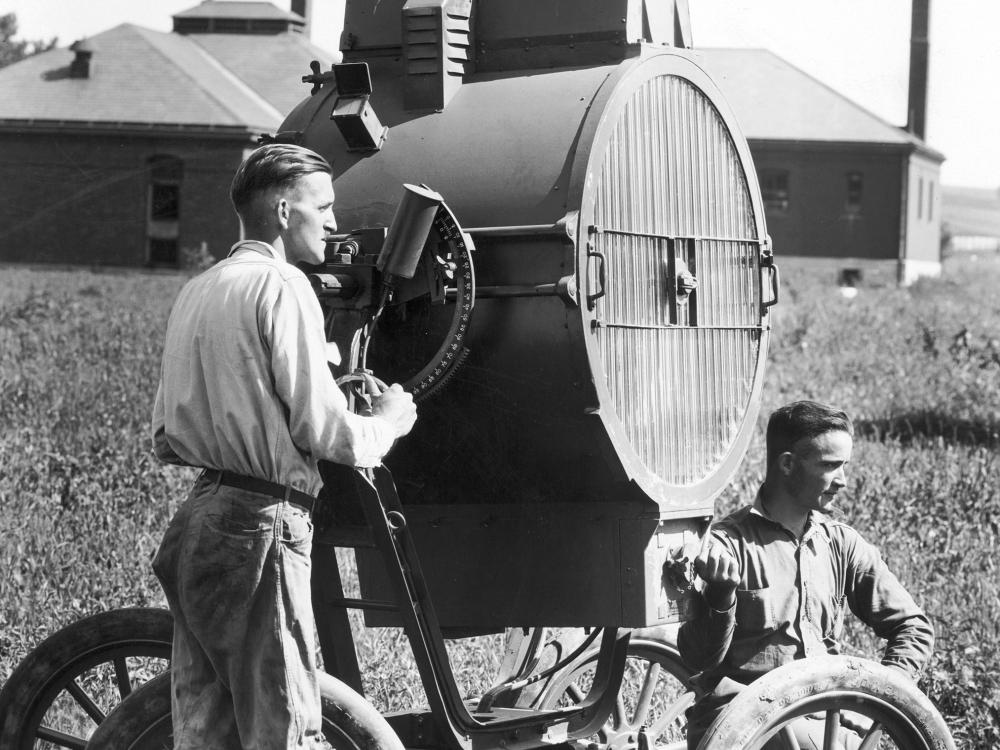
[265,273,396,468]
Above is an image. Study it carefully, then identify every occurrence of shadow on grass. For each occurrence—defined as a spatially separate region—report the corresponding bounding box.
[856,411,1000,447]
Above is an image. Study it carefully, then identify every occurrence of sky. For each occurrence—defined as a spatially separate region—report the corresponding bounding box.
[4,0,997,188]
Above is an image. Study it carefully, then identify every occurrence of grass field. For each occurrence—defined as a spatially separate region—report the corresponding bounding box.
[1,256,998,746]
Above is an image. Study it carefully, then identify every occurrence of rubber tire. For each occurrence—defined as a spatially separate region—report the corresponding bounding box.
[0,607,173,750]
[85,670,404,750]
[695,655,956,750]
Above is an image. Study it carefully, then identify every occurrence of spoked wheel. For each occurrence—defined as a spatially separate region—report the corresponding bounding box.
[536,630,694,750]
[0,608,173,750]
[84,670,405,750]
[696,655,956,750]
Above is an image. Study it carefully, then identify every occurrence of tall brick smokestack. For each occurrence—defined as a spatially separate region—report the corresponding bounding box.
[907,0,930,140]
[290,0,311,36]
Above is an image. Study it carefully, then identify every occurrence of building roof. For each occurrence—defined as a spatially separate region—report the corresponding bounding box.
[0,19,332,134]
[174,1,303,21]
[188,32,328,116]
[942,186,1000,238]
[695,48,944,160]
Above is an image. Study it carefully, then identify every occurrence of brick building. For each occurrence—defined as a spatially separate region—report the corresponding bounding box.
[699,48,945,285]
[0,2,944,282]
[0,1,333,267]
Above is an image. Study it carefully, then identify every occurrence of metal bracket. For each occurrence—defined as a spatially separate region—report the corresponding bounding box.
[302,60,337,95]
[586,241,607,310]
[763,263,780,310]
[761,234,779,310]
[257,131,303,145]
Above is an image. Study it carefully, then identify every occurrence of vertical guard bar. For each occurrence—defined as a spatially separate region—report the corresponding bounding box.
[353,465,632,750]
[311,542,365,694]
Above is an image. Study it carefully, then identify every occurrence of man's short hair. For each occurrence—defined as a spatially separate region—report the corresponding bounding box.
[766,400,854,468]
[230,144,332,216]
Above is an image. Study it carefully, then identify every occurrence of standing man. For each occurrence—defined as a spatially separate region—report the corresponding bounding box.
[151,144,417,749]
[679,401,934,749]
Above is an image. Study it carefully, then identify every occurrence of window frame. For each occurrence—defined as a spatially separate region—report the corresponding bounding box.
[759,168,790,214]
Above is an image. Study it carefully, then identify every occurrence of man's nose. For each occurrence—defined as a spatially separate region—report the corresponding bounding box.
[832,467,847,487]
[325,215,338,233]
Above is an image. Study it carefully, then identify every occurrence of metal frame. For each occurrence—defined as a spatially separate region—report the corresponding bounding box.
[312,463,633,750]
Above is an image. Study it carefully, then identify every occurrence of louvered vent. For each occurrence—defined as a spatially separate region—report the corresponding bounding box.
[403,0,472,111]
[590,74,764,487]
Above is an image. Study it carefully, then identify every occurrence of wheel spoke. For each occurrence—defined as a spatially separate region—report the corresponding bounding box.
[632,662,661,725]
[858,723,884,750]
[115,655,133,699]
[566,682,585,703]
[66,677,107,725]
[823,709,841,750]
[36,723,89,750]
[647,691,694,736]
[778,725,797,750]
[612,695,627,730]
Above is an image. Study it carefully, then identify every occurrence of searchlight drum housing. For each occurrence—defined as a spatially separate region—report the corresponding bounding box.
[282,0,777,628]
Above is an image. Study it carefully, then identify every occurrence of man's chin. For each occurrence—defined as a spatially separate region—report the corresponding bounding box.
[303,247,326,266]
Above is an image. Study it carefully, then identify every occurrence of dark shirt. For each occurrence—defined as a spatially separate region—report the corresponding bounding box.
[678,500,934,691]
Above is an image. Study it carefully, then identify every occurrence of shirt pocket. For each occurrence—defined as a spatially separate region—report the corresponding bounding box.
[735,587,777,632]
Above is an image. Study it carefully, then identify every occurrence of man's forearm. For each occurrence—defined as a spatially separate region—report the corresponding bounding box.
[678,595,736,673]
[881,613,935,679]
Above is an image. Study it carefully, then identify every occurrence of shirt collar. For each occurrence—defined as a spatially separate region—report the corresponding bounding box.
[228,240,281,260]
[750,490,830,543]
[749,490,774,521]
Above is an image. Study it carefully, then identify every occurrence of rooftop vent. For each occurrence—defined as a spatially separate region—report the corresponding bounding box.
[69,39,93,79]
[402,0,472,111]
[173,1,306,35]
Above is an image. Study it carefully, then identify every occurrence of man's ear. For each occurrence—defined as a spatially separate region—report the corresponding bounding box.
[777,451,795,476]
[276,197,291,229]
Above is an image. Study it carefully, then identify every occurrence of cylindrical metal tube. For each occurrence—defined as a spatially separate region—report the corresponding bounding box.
[377,184,443,280]
[308,273,360,298]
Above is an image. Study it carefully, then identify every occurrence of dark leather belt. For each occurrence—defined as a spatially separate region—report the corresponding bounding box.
[203,469,316,514]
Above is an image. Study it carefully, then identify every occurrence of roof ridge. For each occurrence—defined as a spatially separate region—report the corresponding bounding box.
[132,25,280,126]
[185,37,284,121]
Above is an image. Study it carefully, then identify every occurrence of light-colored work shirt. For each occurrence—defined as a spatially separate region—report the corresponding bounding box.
[152,241,396,495]
[678,497,934,687]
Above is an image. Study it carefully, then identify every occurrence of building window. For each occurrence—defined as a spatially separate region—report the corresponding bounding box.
[928,180,934,221]
[760,169,789,213]
[150,183,179,221]
[917,176,923,220]
[845,171,863,214]
[147,155,183,266]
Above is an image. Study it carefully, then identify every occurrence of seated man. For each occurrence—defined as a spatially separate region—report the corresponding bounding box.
[679,401,934,749]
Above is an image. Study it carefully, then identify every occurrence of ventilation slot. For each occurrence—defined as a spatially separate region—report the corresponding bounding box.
[403,0,471,111]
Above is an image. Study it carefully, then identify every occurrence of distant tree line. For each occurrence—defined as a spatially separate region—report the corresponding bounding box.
[0,13,58,69]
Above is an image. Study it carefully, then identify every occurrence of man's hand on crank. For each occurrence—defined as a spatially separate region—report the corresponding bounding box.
[373,384,417,438]
[694,542,740,611]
